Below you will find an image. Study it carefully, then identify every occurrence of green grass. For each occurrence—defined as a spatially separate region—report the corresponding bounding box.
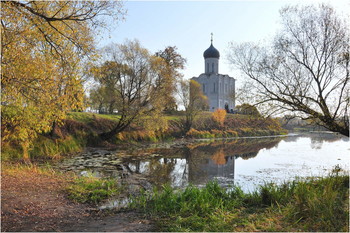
[67,112,120,124]
[1,135,86,161]
[67,112,96,124]
[66,175,121,204]
[130,172,349,232]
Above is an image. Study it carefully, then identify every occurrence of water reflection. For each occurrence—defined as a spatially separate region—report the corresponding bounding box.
[60,133,349,192]
[124,137,283,189]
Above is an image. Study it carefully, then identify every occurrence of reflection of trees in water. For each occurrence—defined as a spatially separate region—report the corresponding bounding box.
[282,132,346,150]
[310,133,347,149]
[142,158,177,188]
[125,137,283,188]
[211,149,226,165]
[188,137,283,163]
[187,137,282,185]
[238,152,259,160]
[282,136,299,143]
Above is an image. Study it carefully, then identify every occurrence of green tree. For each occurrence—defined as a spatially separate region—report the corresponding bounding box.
[1,1,125,160]
[228,4,349,136]
[236,104,261,117]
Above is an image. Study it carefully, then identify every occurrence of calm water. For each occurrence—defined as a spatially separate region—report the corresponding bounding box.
[61,132,349,192]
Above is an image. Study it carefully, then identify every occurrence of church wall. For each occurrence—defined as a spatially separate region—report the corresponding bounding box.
[192,74,235,112]
[218,75,235,111]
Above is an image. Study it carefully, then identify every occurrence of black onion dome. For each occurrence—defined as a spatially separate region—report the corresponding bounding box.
[203,43,220,59]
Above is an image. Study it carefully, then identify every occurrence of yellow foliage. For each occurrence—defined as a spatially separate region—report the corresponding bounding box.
[211,149,226,165]
[1,1,124,158]
[211,109,227,127]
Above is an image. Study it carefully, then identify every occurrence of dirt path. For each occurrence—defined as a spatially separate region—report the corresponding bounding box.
[1,168,153,232]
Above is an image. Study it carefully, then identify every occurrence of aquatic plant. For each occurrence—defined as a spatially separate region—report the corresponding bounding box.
[66,176,121,204]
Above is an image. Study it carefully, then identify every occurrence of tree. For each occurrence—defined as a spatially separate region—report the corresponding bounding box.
[1,1,125,160]
[178,79,208,132]
[236,104,261,117]
[91,40,170,140]
[155,46,187,112]
[228,4,349,136]
[212,109,227,128]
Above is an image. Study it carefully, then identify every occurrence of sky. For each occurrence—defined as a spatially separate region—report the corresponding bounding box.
[97,0,350,88]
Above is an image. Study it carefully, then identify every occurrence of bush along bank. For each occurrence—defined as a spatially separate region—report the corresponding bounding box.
[1,112,287,161]
[130,172,349,232]
[111,112,288,142]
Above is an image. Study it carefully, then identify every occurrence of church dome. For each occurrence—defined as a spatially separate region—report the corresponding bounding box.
[203,43,220,59]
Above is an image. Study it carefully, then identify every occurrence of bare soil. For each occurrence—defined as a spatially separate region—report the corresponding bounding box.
[1,168,153,232]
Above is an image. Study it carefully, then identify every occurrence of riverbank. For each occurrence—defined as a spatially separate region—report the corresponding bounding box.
[2,132,348,232]
[131,173,349,232]
[1,111,287,162]
[2,162,348,232]
[1,163,154,232]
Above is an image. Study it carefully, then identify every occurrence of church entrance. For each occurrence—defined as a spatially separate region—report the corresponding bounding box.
[225,103,229,113]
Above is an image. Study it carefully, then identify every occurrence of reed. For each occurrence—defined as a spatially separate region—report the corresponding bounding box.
[131,172,349,232]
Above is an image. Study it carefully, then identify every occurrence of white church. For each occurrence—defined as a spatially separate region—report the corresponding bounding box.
[191,36,236,112]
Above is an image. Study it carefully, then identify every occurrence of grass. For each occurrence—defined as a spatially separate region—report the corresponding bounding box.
[1,161,58,176]
[2,162,121,206]
[66,175,121,204]
[130,172,349,232]
[1,135,86,162]
[67,111,120,124]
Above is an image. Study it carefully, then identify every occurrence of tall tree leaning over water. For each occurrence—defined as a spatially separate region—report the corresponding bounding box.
[91,40,186,141]
[228,4,349,136]
[1,1,125,160]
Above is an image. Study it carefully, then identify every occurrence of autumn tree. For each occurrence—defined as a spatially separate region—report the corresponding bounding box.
[212,109,227,128]
[89,85,119,114]
[178,79,208,132]
[155,46,187,112]
[1,1,125,160]
[236,104,261,117]
[228,4,349,136]
[91,40,171,140]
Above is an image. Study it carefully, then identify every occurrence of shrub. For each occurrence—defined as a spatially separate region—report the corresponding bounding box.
[211,109,227,128]
[186,128,214,138]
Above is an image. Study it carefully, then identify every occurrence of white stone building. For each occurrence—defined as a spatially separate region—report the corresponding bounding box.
[191,37,236,112]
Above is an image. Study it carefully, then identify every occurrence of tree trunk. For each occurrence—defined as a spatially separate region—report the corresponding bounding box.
[21,141,31,163]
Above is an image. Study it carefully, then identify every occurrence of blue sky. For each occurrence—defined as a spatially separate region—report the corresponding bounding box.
[97,0,349,87]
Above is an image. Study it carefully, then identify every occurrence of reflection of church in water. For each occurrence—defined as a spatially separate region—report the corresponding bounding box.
[188,149,236,187]
[125,138,282,188]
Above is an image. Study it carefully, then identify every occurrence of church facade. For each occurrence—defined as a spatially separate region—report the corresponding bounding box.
[191,38,236,112]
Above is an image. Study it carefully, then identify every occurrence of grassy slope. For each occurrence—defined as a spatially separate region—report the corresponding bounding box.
[2,111,286,161]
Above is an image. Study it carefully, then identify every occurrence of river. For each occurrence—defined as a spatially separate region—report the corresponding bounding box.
[60,132,349,193]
